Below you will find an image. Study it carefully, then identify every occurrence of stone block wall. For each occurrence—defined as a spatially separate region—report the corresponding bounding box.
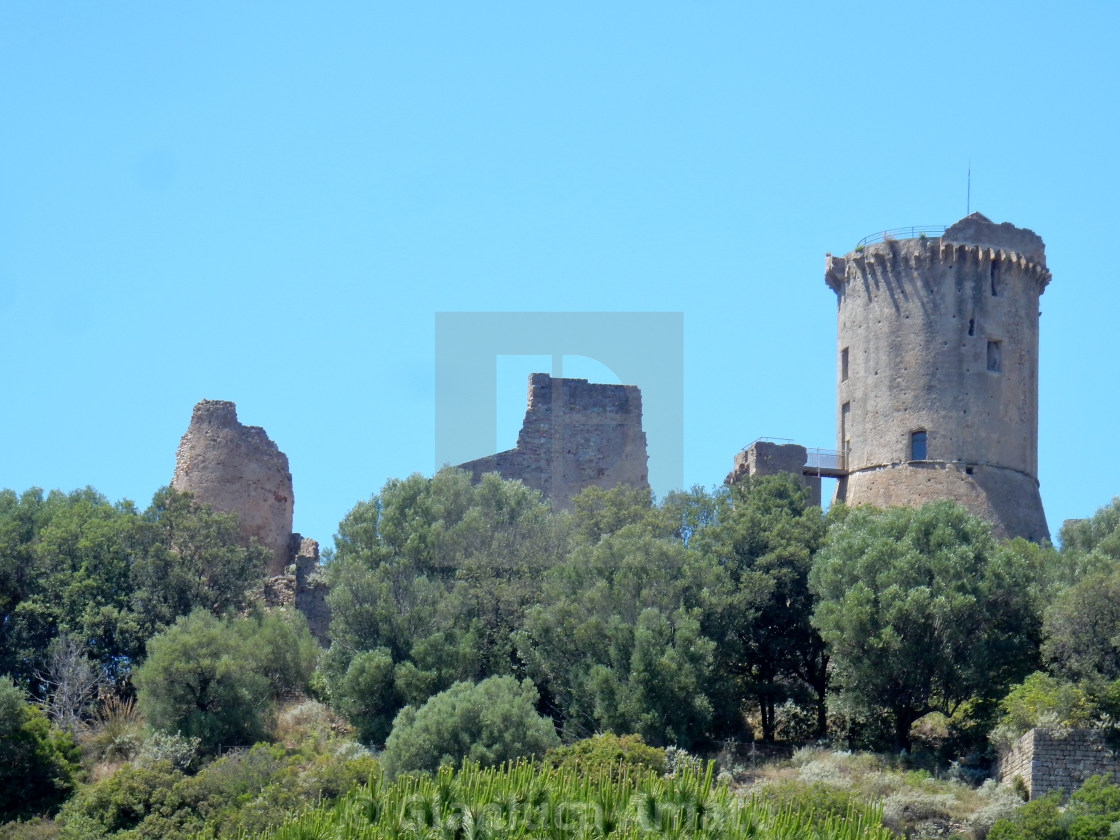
[725,441,821,506]
[457,373,649,509]
[999,728,1120,799]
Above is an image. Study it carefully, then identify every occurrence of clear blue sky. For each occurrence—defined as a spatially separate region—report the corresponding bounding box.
[2,2,1117,547]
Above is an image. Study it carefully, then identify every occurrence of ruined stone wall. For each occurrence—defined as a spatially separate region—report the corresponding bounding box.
[171,399,295,576]
[725,441,821,506]
[457,373,649,509]
[826,214,1050,542]
[1000,728,1120,799]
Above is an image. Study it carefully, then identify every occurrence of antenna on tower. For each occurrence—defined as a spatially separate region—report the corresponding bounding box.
[967,160,971,215]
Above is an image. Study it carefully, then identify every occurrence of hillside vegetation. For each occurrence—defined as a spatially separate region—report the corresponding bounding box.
[4,471,1120,838]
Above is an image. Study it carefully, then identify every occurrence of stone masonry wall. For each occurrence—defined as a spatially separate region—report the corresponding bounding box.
[725,441,821,506]
[826,213,1051,542]
[457,373,649,510]
[171,399,295,576]
[1000,728,1120,799]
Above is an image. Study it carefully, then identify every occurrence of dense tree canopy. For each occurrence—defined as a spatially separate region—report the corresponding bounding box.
[0,676,80,821]
[0,486,270,703]
[810,500,1039,749]
[319,469,565,744]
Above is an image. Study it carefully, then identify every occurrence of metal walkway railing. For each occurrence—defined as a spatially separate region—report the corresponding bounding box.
[856,225,946,248]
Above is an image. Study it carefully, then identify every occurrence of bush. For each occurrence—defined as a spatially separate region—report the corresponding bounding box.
[0,678,80,821]
[381,675,558,776]
[56,741,378,840]
[134,609,317,751]
[991,671,1093,749]
[986,789,1065,840]
[544,733,666,781]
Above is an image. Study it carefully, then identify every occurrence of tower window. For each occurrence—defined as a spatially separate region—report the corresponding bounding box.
[990,260,1000,296]
[841,347,849,382]
[968,318,975,336]
[910,430,927,461]
[987,340,1002,372]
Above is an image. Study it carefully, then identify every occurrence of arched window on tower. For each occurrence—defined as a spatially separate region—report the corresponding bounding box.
[910,430,927,461]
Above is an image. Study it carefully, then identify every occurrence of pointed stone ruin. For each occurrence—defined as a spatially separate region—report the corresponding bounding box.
[171,399,329,642]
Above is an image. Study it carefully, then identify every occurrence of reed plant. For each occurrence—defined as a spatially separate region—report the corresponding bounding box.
[250,759,892,840]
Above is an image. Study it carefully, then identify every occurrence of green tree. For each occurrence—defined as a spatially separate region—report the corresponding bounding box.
[991,671,1094,748]
[0,488,142,696]
[1059,498,1120,579]
[1043,570,1120,684]
[380,675,558,777]
[0,676,80,821]
[517,507,719,747]
[810,501,1039,749]
[320,470,562,743]
[684,475,829,740]
[131,487,270,633]
[134,608,316,750]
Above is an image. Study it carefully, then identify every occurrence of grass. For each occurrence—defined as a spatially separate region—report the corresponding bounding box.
[737,748,1023,839]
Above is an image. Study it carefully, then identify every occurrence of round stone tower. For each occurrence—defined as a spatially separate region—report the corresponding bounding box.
[824,213,1050,542]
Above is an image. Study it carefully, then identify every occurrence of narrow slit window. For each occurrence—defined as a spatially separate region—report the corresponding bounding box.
[910,430,927,461]
[841,347,849,382]
[990,260,1000,296]
[987,340,1002,372]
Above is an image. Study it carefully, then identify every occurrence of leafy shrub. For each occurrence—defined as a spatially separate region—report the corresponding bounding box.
[991,671,1093,749]
[751,779,864,823]
[0,678,80,821]
[986,789,1065,840]
[544,733,666,781]
[0,817,60,840]
[134,608,317,751]
[56,741,378,840]
[134,730,200,771]
[381,675,559,776]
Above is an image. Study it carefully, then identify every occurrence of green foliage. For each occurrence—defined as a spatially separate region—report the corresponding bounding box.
[56,740,377,840]
[1044,570,1120,684]
[0,488,141,694]
[992,671,1094,747]
[517,516,717,746]
[810,500,1040,749]
[0,677,80,821]
[81,695,143,765]
[381,675,559,777]
[686,474,828,740]
[134,609,317,750]
[253,760,893,840]
[544,733,667,781]
[321,470,563,743]
[987,775,1120,840]
[131,487,270,631]
[0,484,274,704]
[1060,498,1120,578]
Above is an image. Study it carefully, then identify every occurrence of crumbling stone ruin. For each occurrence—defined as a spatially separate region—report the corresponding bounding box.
[172,400,295,576]
[1000,728,1120,799]
[731,213,1051,543]
[726,441,823,506]
[456,373,650,509]
[172,399,329,642]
